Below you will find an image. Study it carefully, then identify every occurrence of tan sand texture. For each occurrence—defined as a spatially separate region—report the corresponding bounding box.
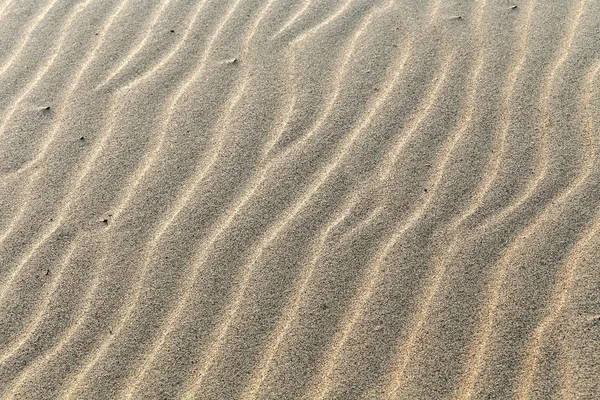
[0,0,599,398]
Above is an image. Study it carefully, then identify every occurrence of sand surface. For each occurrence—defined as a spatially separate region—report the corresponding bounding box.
[1,0,599,398]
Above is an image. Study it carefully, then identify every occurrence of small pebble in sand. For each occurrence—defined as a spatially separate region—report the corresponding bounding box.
[510,5,518,9]
[227,58,238,65]
[170,29,174,33]
[79,136,85,141]
[450,15,463,20]
[102,219,109,225]
[45,269,50,276]
[41,106,52,117]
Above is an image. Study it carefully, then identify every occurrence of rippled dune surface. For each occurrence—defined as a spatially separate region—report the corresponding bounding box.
[1,0,599,398]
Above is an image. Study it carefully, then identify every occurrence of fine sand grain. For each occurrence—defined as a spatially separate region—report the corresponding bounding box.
[1,0,599,398]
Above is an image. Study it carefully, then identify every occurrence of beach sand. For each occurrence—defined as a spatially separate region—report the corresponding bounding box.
[0,0,599,398]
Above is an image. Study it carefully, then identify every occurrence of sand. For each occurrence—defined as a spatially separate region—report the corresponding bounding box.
[0,0,599,398]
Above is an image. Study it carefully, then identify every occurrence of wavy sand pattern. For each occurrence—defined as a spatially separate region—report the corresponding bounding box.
[1,0,599,398]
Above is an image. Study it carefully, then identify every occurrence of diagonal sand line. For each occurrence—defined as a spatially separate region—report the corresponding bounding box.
[0,233,83,365]
[0,0,59,78]
[0,0,15,22]
[118,2,281,397]
[307,51,455,400]
[3,243,107,399]
[0,0,133,309]
[382,1,489,397]
[98,0,174,88]
[455,1,589,398]
[0,0,96,172]
[58,1,251,397]
[181,10,425,400]
[516,55,600,400]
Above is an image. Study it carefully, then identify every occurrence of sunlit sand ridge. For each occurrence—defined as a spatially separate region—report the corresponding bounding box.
[0,0,599,398]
